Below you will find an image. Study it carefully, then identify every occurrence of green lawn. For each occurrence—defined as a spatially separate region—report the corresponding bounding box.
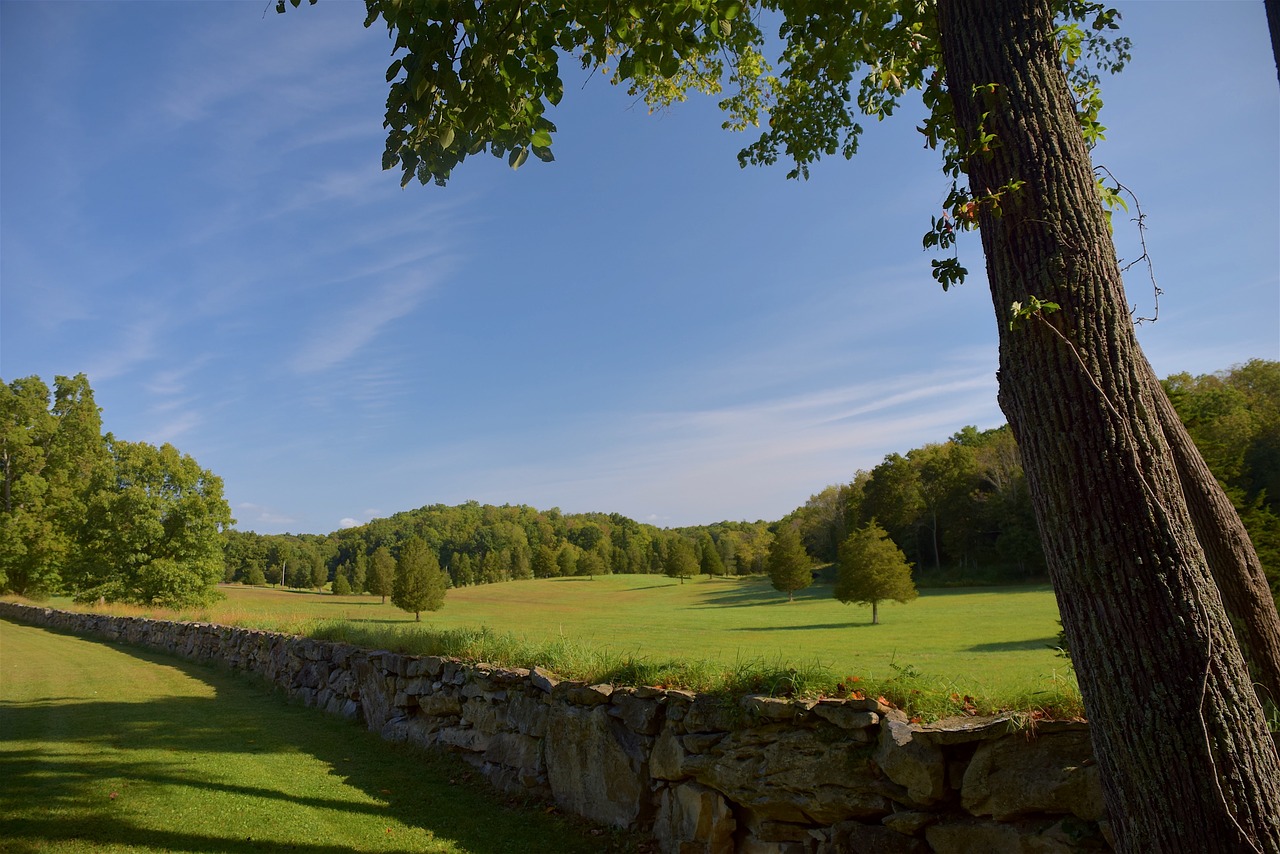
[0,619,636,854]
[41,574,1077,715]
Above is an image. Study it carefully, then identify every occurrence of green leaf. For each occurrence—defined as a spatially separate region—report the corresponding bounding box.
[530,128,552,148]
[532,146,555,163]
[438,126,455,149]
[385,59,403,83]
[508,147,529,170]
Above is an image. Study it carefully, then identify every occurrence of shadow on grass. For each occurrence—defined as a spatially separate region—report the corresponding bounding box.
[688,581,834,609]
[965,637,1059,652]
[731,621,869,632]
[0,624,630,854]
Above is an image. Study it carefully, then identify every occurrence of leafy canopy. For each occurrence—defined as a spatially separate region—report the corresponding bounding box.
[834,520,917,623]
[280,0,1129,287]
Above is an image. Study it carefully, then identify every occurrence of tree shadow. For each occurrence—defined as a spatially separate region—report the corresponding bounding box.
[0,624,630,854]
[732,622,869,632]
[964,637,1059,652]
[688,581,834,610]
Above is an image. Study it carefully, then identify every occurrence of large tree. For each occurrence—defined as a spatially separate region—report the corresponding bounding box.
[392,536,448,620]
[368,545,395,603]
[280,0,1280,847]
[71,438,233,608]
[0,374,112,597]
[765,524,812,602]
[834,520,917,624]
[663,535,699,584]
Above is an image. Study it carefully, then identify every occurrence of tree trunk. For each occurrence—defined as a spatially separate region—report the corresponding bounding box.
[936,1,1280,850]
[1148,362,1280,709]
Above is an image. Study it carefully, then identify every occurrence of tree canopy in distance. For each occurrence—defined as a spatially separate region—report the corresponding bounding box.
[834,521,918,624]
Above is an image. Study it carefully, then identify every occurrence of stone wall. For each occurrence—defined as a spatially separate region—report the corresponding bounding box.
[0,602,1112,852]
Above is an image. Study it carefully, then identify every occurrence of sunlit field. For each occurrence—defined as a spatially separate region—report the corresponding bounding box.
[37,574,1077,716]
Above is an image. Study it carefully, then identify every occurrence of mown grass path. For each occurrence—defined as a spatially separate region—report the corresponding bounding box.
[0,619,633,854]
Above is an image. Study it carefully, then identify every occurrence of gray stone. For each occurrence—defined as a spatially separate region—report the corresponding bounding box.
[962,731,1105,822]
[610,692,664,735]
[437,725,490,753]
[483,731,542,774]
[461,699,508,735]
[919,714,1019,745]
[682,697,740,732]
[353,657,395,733]
[558,682,613,706]
[876,719,946,806]
[653,782,736,854]
[530,665,559,693]
[925,816,1099,854]
[822,820,931,854]
[882,810,938,836]
[651,726,689,781]
[418,694,462,717]
[545,702,651,828]
[743,695,798,722]
[812,700,879,730]
[683,732,726,754]
[506,691,549,737]
[690,726,891,824]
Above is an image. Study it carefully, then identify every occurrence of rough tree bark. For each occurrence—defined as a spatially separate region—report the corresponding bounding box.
[936,0,1280,850]
[1149,363,1280,710]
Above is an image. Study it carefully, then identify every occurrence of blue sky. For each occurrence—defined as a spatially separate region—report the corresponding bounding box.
[2,2,1276,535]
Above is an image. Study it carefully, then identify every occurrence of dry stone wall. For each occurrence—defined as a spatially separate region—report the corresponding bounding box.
[0,602,1113,852]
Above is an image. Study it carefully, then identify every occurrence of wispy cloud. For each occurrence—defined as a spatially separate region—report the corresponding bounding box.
[289,269,449,375]
[83,309,169,381]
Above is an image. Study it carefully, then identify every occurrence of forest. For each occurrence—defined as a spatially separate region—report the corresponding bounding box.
[3,360,1276,606]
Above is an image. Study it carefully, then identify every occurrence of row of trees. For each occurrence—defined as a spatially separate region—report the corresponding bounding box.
[1,374,233,607]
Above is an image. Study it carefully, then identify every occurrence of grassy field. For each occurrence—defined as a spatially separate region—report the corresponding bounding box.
[0,619,638,854]
[38,573,1079,717]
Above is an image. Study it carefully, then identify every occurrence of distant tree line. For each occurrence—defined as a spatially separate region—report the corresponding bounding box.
[222,501,781,593]
[221,360,1279,602]
[1,374,233,607]
[788,359,1280,594]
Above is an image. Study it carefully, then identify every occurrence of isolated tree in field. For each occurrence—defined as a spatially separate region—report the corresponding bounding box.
[368,545,394,603]
[664,536,699,584]
[332,572,352,595]
[766,525,811,602]
[280,0,1280,845]
[835,522,918,624]
[392,537,447,621]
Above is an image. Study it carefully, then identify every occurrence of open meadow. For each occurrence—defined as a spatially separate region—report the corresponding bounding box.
[46,574,1079,717]
[0,619,638,853]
